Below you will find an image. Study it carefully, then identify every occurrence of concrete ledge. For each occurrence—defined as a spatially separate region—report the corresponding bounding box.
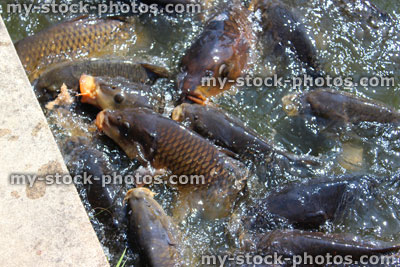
[0,16,109,267]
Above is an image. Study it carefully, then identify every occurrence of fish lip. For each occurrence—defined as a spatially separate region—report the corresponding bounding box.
[123,188,136,204]
[187,91,208,105]
[95,110,139,160]
[172,104,185,122]
[79,74,100,108]
[181,79,209,105]
[124,188,157,203]
[179,73,206,98]
[180,73,215,105]
[96,110,107,131]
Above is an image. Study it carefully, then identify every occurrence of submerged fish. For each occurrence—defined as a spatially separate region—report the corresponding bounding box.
[125,188,183,267]
[177,5,254,104]
[242,178,361,230]
[282,88,400,124]
[334,0,392,26]
[338,142,364,171]
[67,145,126,228]
[96,108,246,218]
[15,16,133,81]
[245,229,400,258]
[34,58,169,92]
[79,74,164,113]
[254,0,319,71]
[172,103,320,167]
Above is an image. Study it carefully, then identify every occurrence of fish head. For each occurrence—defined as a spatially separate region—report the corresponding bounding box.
[80,75,152,110]
[124,187,157,203]
[172,103,209,126]
[96,108,157,159]
[178,15,248,104]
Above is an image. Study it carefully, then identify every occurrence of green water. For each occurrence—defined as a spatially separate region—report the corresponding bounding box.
[2,0,400,265]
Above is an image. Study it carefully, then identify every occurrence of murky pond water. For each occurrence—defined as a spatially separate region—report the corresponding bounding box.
[2,0,400,265]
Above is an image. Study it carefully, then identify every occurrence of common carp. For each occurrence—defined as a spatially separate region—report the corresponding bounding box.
[15,16,133,81]
[282,88,400,125]
[244,230,400,259]
[125,188,183,267]
[334,0,392,25]
[34,58,169,92]
[96,107,247,219]
[67,145,126,228]
[254,0,319,71]
[79,74,164,113]
[241,178,360,230]
[172,103,320,167]
[177,5,254,104]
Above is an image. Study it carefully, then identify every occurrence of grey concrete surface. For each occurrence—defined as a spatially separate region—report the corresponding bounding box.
[0,16,109,267]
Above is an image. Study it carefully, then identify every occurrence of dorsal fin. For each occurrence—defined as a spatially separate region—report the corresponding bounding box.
[141,63,171,80]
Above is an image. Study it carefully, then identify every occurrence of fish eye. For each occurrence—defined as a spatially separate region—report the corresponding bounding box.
[123,121,130,129]
[114,94,125,104]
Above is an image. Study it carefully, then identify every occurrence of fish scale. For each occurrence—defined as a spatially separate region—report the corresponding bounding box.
[178,5,254,104]
[125,188,182,266]
[153,117,231,185]
[97,108,247,219]
[283,89,400,124]
[15,16,130,81]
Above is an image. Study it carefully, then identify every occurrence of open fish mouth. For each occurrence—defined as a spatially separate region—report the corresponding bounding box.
[79,74,99,107]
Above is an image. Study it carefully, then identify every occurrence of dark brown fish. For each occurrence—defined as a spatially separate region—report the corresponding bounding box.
[34,58,169,92]
[67,145,125,228]
[177,5,253,104]
[96,107,246,218]
[241,178,361,230]
[79,75,164,113]
[125,188,183,267]
[254,0,319,71]
[172,103,320,167]
[282,88,400,124]
[334,0,392,26]
[15,16,132,81]
[96,107,238,184]
[246,230,400,258]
